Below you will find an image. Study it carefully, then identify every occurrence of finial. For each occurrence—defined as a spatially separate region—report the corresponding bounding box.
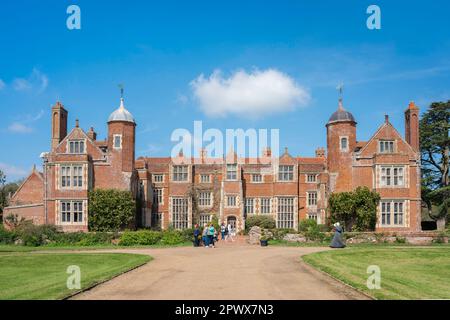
[75,119,79,128]
[284,147,288,155]
[385,114,389,123]
[118,83,124,99]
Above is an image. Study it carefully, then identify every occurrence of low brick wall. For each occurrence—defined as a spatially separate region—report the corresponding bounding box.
[343,231,448,245]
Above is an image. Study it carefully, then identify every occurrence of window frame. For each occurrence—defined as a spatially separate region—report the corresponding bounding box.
[260,198,271,214]
[60,164,84,189]
[171,197,189,229]
[380,165,405,188]
[277,197,295,229]
[340,136,349,152]
[226,164,238,181]
[200,174,211,183]
[278,165,294,182]
[380,200,405,226]
[60,200,84,224]
[172,165,189,182]
[307,191,318,207]
[251,174,262,183]
[379,140,395,153]
[198,191,212,207]
[113,134,122,150]
[226,195,238,207]
[68,139,86,154]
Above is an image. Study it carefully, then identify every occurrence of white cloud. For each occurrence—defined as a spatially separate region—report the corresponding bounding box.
[8,122,33,134]
[0,79,5,90]
[0,162,28,179]
[12,68,49,93]
[190,68,310,118]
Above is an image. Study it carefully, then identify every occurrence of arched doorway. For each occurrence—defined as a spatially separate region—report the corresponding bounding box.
[227,216,237,229]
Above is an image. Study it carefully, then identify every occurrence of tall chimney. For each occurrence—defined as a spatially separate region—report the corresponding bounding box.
[405,101,420,151]
[51,101,68,151]
[87,127,97,141]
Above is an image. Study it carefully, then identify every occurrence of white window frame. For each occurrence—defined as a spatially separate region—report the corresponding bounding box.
[60,200,84,224]
[153,188,163,205]
[171,197,189,229]
[379,140,395,153]
[380,200,405,226]
[60,164,84,189]
[153,174,164,183]
[245,198,254,214]
[307,191,318,207]
[226,164,238,181]
[172,165,189,182]
[277,197,294,229]
[200,174,211,183]
[68,139,86,154]
[260,198,271,214]
[340,136,349,152]
[307,212,318,222]
[226,195,238,207]
[380,165,405,187]
[306,174,317,183]
[251,174,262,183]
[199,214,212,226]
[278,165,294,181]
[198,191,212,207]
[113,134,122,149]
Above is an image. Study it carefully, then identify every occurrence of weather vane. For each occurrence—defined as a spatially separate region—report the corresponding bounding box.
[118,83,124,99]
[336,82,344,99]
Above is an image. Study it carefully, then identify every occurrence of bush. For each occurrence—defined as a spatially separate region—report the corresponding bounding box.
[270,228,291,240]
[0,225,16,244]
[298,219,325,242]
[119,230,163,246]
[88,189,136,232]
[245,215,276,231]
[160,230,184,245]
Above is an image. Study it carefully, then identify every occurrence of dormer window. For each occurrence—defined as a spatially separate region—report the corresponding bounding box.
[340,137,348,152]
[69,140,85,154]
[113,134,122,149]
[379,140,394,153]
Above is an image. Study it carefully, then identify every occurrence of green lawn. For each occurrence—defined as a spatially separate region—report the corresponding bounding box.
[302,247,450,299]
[0,252,151,299]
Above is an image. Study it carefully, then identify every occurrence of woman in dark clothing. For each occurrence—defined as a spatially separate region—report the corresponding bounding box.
[330,222,346,248]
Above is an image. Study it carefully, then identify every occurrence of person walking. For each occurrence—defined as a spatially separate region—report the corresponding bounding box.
[193,224,200,247]
[220,222,226,240]
[208,223,216,248]
[202,223,209,248]
[226,223,234,242]
[330,222,346,248]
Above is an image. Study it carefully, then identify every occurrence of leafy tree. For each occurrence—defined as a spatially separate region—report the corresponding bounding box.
[0,174,21,221]
[328,186,380,231]
[88,189,136,232]
[420,101,450,223]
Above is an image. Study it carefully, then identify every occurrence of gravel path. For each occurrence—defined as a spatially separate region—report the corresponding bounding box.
[71,244,369,300]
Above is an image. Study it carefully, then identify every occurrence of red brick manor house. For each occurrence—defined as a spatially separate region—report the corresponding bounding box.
[4,97,422,232]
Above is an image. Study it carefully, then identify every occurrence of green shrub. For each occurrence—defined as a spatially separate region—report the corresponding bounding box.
[76,232,115,246]
[298,219,325,242]
[180,228,195,242]
[270,228,291,240]
[245,215,276,231]
[88,189,136,232]
[119,230,163,246]
[0,225,16,244]
[160,230,184,245]
[15,224,59,246]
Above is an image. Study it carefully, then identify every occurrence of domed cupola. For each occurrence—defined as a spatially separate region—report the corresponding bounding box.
[108,98,135,124]
[327,98,356,125]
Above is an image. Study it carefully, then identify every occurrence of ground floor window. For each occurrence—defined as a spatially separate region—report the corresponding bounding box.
[307,212,318,222]
[381,200,405,226]
[260,198,271,214]
[245,198,254,214]
[277,197,294,229]
[61,201,83,223]
[151,212,162,228]
[199,214,211,226]
[172,198,189,229]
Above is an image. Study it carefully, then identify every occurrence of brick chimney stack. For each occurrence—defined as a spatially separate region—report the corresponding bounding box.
[262,147,272,158]
[405,101,420,151]
[315,147,325,158]
[87,127,97,141]
[51,101,68,151]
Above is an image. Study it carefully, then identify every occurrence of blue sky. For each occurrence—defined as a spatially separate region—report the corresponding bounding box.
[1,0,450,181]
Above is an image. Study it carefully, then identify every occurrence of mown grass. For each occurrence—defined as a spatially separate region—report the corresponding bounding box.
[302,247,450,299]
[0,252,151,299]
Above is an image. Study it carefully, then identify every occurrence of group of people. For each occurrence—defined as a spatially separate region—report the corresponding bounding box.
[193,222,236,248]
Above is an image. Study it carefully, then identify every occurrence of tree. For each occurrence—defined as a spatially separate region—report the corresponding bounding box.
[88,189,136,232]
[420,101,450,225]
[328,186,381,231]
[0,172,21,222]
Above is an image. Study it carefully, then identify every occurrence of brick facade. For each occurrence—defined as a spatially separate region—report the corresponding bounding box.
[3,98,422,232]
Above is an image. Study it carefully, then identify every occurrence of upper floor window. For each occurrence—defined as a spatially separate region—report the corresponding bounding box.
[307,192,318,206]
[153,174,164,183]
[200,174,211,183]
[307,174,317,183]
[379,140,394,153]
[198,192,212,207]
[227,195,237,207]
[153,188,163,204]
[173,165,188,182]
[69,140,85,154]
[307,212,318,221]
[113,134,122,149]
[381,200,404,226]
[380,166,405,187]
[61,165,83,188]
[226,164,237,180]
[252,174,262,182]
[340,137,348,151]
[278,165,294,181]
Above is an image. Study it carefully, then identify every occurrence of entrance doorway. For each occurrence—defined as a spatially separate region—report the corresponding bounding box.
[227,216,237,229]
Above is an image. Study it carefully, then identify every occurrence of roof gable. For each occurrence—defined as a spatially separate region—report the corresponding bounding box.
[54,127,105,158]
